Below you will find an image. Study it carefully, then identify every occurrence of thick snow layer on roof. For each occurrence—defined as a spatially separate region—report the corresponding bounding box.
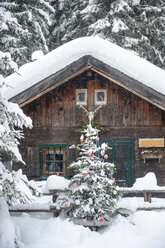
[4,37,165,100]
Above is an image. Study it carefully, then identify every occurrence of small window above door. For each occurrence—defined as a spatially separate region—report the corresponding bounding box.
[95,90,107,105]
[76,89,87,105]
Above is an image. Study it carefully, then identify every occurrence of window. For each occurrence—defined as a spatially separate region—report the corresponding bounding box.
[39,144,68,177]
[95,90,107,105]
[76,89,87,105]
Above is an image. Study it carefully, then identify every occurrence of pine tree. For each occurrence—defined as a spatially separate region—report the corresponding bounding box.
[49,0,165,70]
[0,65,36,247]
[0,51,18,77]
[0,0,54,71]
[57,107,118,229]
[0,84,32,162]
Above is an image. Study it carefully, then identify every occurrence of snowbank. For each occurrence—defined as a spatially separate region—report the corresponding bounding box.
[0,197,24,248]
[116,173,165,211]
[132,172,159,190]
[4,37,165,100]
[117,197,165,212]
[45,175,70,192]
[12,211,165,248]
[118,172,165,191]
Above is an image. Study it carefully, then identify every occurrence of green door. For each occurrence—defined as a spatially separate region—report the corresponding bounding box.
[101,138,134,187]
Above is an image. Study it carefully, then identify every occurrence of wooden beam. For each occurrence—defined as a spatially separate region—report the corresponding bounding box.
[9,209,59,213]
[19,65,91,107]
[118,188,165,203]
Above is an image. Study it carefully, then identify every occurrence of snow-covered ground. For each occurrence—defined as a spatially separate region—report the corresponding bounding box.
[11,209,165,248]
[5,173,165,248]
[2,173,165,248]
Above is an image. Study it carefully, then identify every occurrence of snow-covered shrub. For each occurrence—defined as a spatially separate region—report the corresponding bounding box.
[0,162,40,206]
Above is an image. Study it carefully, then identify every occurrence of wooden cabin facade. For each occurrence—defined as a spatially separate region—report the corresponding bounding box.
[10,55,165,187]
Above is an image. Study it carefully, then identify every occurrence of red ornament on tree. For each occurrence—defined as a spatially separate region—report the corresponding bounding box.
[99,217,104,222]
[80,135,84,143]
[83,172,88,177]
[104,154,108,160]
[66,202,71,208]
[73,182,77,187]
[101,150,105,156]
[88,148,93,156]
[87,137,90,141]
[82,218,87,223]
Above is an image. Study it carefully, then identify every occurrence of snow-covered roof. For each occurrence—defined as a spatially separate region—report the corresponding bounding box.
[4,37,165,107]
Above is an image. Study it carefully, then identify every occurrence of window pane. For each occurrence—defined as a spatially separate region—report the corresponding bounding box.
[97,91,104,102]
[55,162,63,172]
[78,92,85,102]
[42,146,66,175]
[46,150,54,161]
[55,150,63,161]
[46,162,55,172]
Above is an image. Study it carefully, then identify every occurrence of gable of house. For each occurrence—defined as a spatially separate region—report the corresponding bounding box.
[22,68,164,128]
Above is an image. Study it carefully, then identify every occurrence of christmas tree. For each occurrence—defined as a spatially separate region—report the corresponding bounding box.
[57,106,118,229]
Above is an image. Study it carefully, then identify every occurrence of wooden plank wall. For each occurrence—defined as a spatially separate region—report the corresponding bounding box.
[23,71,164,128]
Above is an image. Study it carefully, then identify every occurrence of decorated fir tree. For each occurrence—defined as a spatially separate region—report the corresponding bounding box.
[57,106,118,228]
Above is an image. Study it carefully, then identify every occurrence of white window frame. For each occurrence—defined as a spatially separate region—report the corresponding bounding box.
[95,89,107,105]
[76,89,87,105]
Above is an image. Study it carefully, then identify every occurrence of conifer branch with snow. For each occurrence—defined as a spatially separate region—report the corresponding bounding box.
[0,66,38,247]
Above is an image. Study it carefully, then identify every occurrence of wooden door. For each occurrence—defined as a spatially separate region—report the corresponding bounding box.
[101,138,134,187]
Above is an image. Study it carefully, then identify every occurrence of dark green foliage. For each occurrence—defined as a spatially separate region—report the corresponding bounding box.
[0,0,54,74]
[49,0,165,69]
[0,0,164,77]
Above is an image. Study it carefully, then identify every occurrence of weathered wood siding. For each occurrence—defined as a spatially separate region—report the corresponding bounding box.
[15,70,165,185]
[23,71,164,127]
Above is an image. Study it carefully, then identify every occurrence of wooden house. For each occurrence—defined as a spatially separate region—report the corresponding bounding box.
[5,37,165,187]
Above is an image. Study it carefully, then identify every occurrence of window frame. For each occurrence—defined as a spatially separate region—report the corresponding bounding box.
[39,144,68,179]
[76,89,87,105]
[95,89,107,105]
